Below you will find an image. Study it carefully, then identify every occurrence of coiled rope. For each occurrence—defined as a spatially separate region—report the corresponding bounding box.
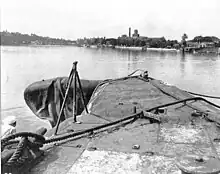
[1,140,19,151]
[6,137,28,166]
[1,132,45,151]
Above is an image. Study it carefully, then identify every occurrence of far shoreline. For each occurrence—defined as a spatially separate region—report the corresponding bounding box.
[1,44,78,47]
[1,44,219,55]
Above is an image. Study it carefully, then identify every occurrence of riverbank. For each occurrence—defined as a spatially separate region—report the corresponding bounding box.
[1,31,76,46]
[1,44,77,47]
[88,45,180,53]
[195,47,220,54]
[86,44,219,54]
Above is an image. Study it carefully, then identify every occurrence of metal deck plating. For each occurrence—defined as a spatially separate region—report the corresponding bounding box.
[28,76,220,174]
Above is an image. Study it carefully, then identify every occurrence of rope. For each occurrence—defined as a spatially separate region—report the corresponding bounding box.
[143,78,220,115]
[1,140,19,151]
[44,112,143,144]
[128,69,145,76]
[3,97,220,148]
[1,132,45,148]
[129,68,220,100]
[2,97,220,162]
[145,97,220,126]
[6,137,28,166]
[89,112,112,122]
[146,97,220,112]
[184,91,220,99]
[4,97,220,147]
[56,73,220,146]
[1,112,142,152]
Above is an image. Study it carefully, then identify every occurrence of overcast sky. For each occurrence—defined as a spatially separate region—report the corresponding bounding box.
[1,0,220,40]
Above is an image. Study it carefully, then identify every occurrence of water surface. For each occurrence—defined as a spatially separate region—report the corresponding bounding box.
[1,46,220,132]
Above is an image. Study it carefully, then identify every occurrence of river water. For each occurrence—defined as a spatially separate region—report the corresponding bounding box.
[1,46,220,132]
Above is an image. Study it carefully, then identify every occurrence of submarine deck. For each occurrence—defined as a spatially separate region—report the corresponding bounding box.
[30,76,220,174]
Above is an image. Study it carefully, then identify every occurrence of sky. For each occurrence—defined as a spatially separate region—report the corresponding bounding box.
[1,0,220,40]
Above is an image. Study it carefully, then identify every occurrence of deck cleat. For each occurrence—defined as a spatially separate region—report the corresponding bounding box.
[213,138,220,142]
[176,155,220,174]
[87,146,97,151]
[142,151,154,156]
[155,108,167,114]
[133,106,137,113]
[66,128,75,133]
[1,128,46,174]
[191,110,203,117]
[140,70,149,79]
[132,144,140,150]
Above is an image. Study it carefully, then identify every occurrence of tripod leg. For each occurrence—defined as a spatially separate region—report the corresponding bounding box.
[54,71,74,135]
[73,72,77,122]
[76,71,89,114]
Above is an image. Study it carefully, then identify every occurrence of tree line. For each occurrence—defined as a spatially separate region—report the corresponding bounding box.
[1,31,76,46]
[77,36,180,48]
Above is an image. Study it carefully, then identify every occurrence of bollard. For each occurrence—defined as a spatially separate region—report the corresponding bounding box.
[133,106,137,114]
[155,108,167,114]
[191,110,202,117]
[31,127,47,148]
[17,127,46,173]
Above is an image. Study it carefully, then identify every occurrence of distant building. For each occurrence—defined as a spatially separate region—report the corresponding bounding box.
[121,34,127,38]
[173,43,180,49]
[186,41,215,48]
[199,42,215,48]
[186,41,200,48]
[129,28,131,37]
[132,29,139,38]
[31,40,42,45]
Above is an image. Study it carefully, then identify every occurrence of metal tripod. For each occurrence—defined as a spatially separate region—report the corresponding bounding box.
[54,61,88,135]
